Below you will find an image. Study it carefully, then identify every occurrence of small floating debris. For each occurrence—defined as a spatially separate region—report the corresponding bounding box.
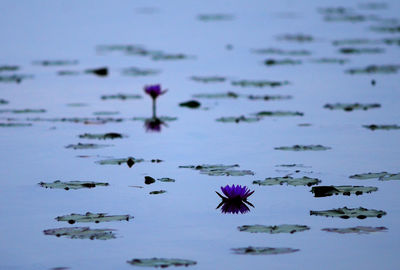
[33,60,78,66]
[190,76,226,83]
[101,93,142,100]
[197,14,234,21]
[216,116,260,123]
[310,207,386,219]
[127,258,197,268]
[253,176,321,187]
[157,177,175,182]
[238,224,310,234]
[363,124,400,130]
[122,67,160,76]
[232,80,289,88]
[264,59,302,66]
[179,100,201,109]
[65,143,112,150]
[85,67,108,77]
[43,227,115,240]
[96,157,144,166]
[274,145,331,151]
[0,109,46,114]
[310,58,349,65]
[39,180,109,190]
[149,190,166,195]
[56,212,133,224]
[179,164,254,176]
[232,247,299,255]
[349,172,388,180]
[339,47,384,54]
[324,103,381,111]
[345,65,400,74]
[0,65,19,72]
[311,185,378,197]
[78,133,125,140]
[251,48,311,56]
[277,33,314,42]
[322,226,387,234]
[0,74,33,83]
[255,111,303,117]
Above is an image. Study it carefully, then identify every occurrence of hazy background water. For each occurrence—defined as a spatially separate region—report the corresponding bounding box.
[1,0,399,269]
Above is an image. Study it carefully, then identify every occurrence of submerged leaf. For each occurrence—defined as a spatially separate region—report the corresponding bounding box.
[65,143,112,150]
[179,164,254,176]
[56,212,133,224]
[43,227,115,240]
[238,224,310,234]
[232,247,299,255]
[311,185,378,197]
[275,145,331,151]
[324,103,381,111]
[127,258,197,267]
[322,226,387,234]
[78,133,126,140]
[39,180,109,190]
[253,176,321,187]
[310,207,386,219]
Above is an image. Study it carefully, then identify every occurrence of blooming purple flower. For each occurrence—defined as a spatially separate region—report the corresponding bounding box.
[144,84,167,99]
[219,184,254,201]
[216,185,254,214]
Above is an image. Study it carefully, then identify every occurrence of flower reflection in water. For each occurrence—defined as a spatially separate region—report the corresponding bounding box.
[216,184,255,214]
[144,117,166,132]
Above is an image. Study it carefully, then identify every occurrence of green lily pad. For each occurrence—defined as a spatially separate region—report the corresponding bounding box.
[33,60,78,66]
[0,74,33,83]
[95,157,144,166]
[43,227,115,240]
[310,58,349,65]
[0,122,32,127]
[370,25,400,33]
[382,38,400,46]
[0,109,46,114]
[39,180,109,190]
[197,14,234,21]
[274,145,331,151]
[127,258,197,267]
[56,212,133,224]
[157,177,175,182]
[193,92,239,99]
[253,176,321,187]
[93,111,120,116]
[363,124,400,130]
[179,100,201,109]
[149,190,167,195]
[232,247,299,255]
[151,53,190,61]
[57,70,80,76]
[248,94,292,101]
[310,207,386,219]
[216,116,260,123]
[238,224,310,234]
[255,111,303,117]
[322,226,388,234]
[277,34,314,42]
[101,93,142,100]
[311,185,378,197]
[324,103,381,111]
[332,39,379,46]
[339,47,384,54]
[78,133,126,140]
[349,172,388,180]
[345,65,400,74]
[0,65,19,72]
[190,76,226,83]
[179,164,254,176]
[231,80,289,88]
[264,59,302,66]
[379,173,400,181]
[0,99,9,104]
[251,48,311,56]
[65,143,112,150]
[122,67,160,76]
[27,117,124,124]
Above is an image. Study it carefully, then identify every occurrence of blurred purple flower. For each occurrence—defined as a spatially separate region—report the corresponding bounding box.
[216,184,254,214]
[144,84,167,99]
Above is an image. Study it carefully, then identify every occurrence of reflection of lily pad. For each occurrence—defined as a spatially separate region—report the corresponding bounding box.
[310,207,386,219]
[149,190,167,195]
[252,48,311,56]
[127,258,197,268]
[349,172,388,180]
[101,93,142,100]
[56,212,133,224]
[122,67,160,76]
[232,80,289,88]
[179,164,254,176]
[190,76,226,83]
[0,109,46,114]
[96,157,144,165]
[264,59,302,66]
[197,14,234,21]
[216,116,260,123]
[238,224,310,234]
[43,227,115,240]
[65,143,112,150]
[232,247,299,255]
[253,176,321,186]
[311,185,378,197]
[158,177,175,182]
[345,65,400,74]
[275,145,331,151]
[78,133,126,140]
[255,111,303,117]
[179,100,201,109]
[39,180,109,190]
[322,226,387,234]
[363,124,400,130]
[324,103,381,111]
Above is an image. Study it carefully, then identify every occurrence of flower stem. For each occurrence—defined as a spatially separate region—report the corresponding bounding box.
[152,98,157,119]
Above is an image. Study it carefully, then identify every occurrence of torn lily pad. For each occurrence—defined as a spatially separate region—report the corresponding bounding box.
[56,212,133,224]
[322,226,387,234]
[216,116,260,123]
[39,180,109,190]
[193,92,239,99]
[324,103,381,111]
[345,65,400,74]
[349,172,388,180]
[311,185,378,197]
[275,145,331,151]
[232,80,289,88]
[310,207,386,219]
[43,227,115,240]
[65,143,112,150]
[122,67,160,76]
[179,100,201,109]
[95,157,144,166]
[157,177,175,182]
[33,60,78,66]
[190,76,226,83]
[179,164,254,176]
[255,111,303,117]
[363,124,400,130]
[253,176,321,187]
[252,48,311,56]
[149,190,166,195]
[238,224,310,234]
[232,247,299,255]
[264,59,302,66]
[78,133,126,140]
[101,93,142,100]
[127,258,197,268]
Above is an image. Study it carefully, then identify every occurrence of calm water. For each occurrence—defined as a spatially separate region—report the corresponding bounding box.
[1,0,400,269]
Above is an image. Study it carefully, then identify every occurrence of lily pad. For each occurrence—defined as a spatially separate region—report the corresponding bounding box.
[232,247,299,255]
[0,122,32,127]
[193,92,239,99]
[179,164,254,176]
[78,133,126,140]
[0,65,19,72]
[324,103,381,111]
[274,145,331,151]
[370,25,400,33]
[101,93,142,100]
[322,226,387,234]
[339,47,384,54]
[66,103,88,107]
[157,177,175,182]
[277,34,314,42]
[197,14,234,21]
[310,58,349,65]
[0,99,9,104]
[122,67,160,76]
[151,53,190,61]
[349,172,388,179]
[43,227,115,240]
[311,185,378,197]
[248,94,292,101]
[33,60,78,66]
[238,224,310,234]
[332,39,379,46]
[363,124,400,130]
[57,70,80,76]
[56,212,133,224]
[382,37,400,46]
[96,157,144,166]
[65,143,112,150]
[27,117,123,124]
[93,111,120,116]
[149,190,167,195]
[379,173,400,181]
[345,65,400,74]
[0,74,33,83]
[216,116,260,123]
[0,109,46,114]
[190,76,226,83]
[127,258,197,268]
[39,180,109,190]
[179,100,201,109]
[232,80,289,88]
[252,48,311,56]
[264,59,302,66]
[253,176,321,187]
[255,111,303,117]
[310,207,386,219]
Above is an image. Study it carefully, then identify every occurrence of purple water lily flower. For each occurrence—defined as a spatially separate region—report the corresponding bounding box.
[216,185,254,214]
[218,184,254,201]
[144,84,167,99]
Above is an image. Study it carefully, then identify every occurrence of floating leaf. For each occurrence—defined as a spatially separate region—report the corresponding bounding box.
[179,164,254,176]
[151,53,190,61]
[179,100,201,108]
[345,65,400,74]
[322,226,387,234]
[93,111,120,116]
[127,258,196,268]
[255,111,303,117]
[252,48,311,56]
[232,247,299,255]
[56,212,133,224]
[193,92,239,99]
[274,145,331,151]
[238,224,310,234]
[158,177,175,182]
[101,93,142,100]
[339,47,384,54]
[349,172,388,180]
[78,133,126,140]
[43,227,115,240]
[370,25,400,33]
[66,103,88,107]
[277,34,314,42]
[0,74,33,83]
[264,59,302,66]
[379,173,400,181]
[0,99,9,104]
[0,109,46,114]
[0,65,19,72]
[149,190,167,195]
[382,37,400,46]
[33,60,78,66]
[310,207,386,219]
[65,143,112,150]
[216,116,260,123]
[363,124,400,130]
[122,67,160,76]
[197,14,234,21]
[276,164,310,168]
[332,39,379,46]
[0,122,32,127]
[311,185,378,197]
[310,58,349,65]
[248,94,292,101]
[232,80,289,88]
[190,76,226,83]
[96,157,144,165]
[57,70,80,76]
[324,103,381,111]
[39,180,109,190]
[27,117,123,124]
[253,176,321,187]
